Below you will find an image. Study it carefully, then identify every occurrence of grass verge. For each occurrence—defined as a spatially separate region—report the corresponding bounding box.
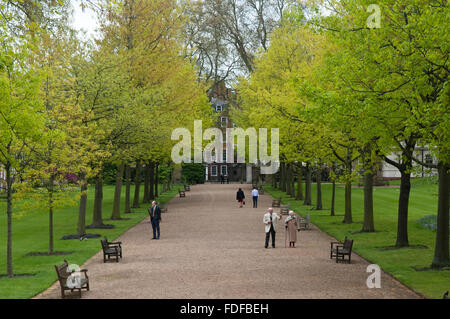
[265,179,448,299]
[0,184,181,299]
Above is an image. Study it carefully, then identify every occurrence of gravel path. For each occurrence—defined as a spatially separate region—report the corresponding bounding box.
[35,184,420,299]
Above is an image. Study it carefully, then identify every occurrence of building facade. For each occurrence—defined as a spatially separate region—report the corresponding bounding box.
[378,146,438,180]
[205,82,248,183]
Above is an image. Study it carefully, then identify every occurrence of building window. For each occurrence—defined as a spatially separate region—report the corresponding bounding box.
[211,165,218,176]
[223,149,227,162]
[221,165,228,176]
[425,154,433,165]
[221,117,228,128]
[216,105,222,112]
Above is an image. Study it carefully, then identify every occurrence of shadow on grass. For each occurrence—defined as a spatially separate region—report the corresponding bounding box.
[331,221,363,225]
[412,266,450,272]
[313,214,345,217]
[25,251,74,257]
[0,273,37,279]
[376,244,428,250]
[60,234,101,240]
[86,224,115,229]
[350,230,388,235]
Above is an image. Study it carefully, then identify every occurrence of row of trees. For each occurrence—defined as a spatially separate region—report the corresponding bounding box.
[0,0,212,278]
[234,0,449,268]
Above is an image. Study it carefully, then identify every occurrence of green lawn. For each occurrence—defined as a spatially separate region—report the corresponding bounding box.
[0,184,180,299]
[265,178,449,299]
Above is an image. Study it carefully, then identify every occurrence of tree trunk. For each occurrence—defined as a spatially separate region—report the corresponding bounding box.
[285,163,290,195]
[132,161,141,208]
[48,174,55,254]
[331,179,336,216]
[271,171,277,188]
[143,162,150,203]
[291,171,296,197]
[167,166,172,190]
[304,163,312,206]
[124,165,132,214]
[296,164,303,200]
[280,162,286,192]
[289,164,295,197]
[316,165,323,210]
[92,172,103,226]
[155,162,159,198]
[395,170,411,247]
[6,162,13,277]
[149,162,155,200]
[342,157,353,224]
[77,174,88,237]
[431,162,450,268]
[111,163,124,220]
[343,180,353,223]
[362,169,375,232]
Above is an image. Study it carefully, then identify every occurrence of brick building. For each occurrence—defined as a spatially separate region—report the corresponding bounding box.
[205,82,248,183]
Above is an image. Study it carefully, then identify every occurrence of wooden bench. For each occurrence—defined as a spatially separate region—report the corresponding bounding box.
[161,205,168,213]
[179,190,186,197]
[184,185,190,191]
[298,214,310,230]
[272,197,281,207]
[101,237,122,263]
[330,237,354,263]
[280,204,290,215]
[54,260,89,298]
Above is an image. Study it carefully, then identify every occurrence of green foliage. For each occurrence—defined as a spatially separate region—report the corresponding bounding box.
[102,163,119,185]
[158,165,173,184]
[181,163,205,184]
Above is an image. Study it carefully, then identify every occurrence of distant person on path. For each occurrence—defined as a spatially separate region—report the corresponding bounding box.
[251,187,259,208]
[220,174,225,184]
[285,211,300,248]
[149,201,162,240]
[236,188,245,208]
[263,208,281,248]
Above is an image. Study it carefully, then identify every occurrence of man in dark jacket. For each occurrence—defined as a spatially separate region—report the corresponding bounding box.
[149,201,162,239]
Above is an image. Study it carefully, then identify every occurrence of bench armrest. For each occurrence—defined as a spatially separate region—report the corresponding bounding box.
[109,241,122,245]
[80,269,89,279]
[331,242,342,249]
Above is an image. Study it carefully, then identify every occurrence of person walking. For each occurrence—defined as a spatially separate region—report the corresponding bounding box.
[263,208,281,248]
[236,188,245,208]
[220,174,225,184]
[285,211,300,248]
[251,186,259,208]
[149,201,162,239]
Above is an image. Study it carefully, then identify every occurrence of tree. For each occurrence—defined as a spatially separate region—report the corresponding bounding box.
[184,0,295,84]
[0,21,44,275]
[308,0,448,253]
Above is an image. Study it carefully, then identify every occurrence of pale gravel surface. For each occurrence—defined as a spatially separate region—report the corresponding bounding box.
[34,184,421,299]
